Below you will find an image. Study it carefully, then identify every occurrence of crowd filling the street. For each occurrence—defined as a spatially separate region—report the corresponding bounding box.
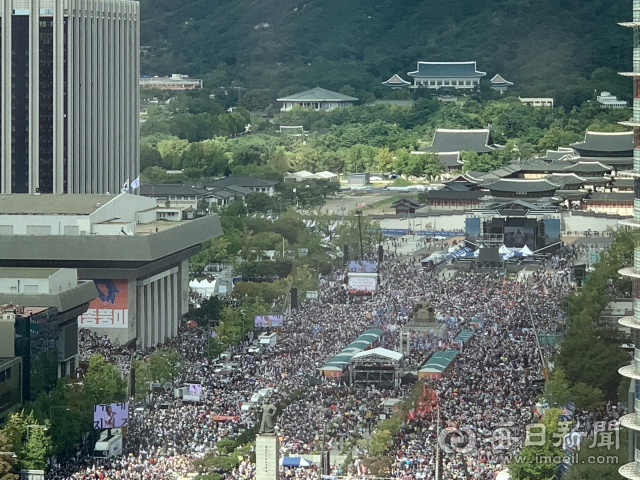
[48,243,621,480]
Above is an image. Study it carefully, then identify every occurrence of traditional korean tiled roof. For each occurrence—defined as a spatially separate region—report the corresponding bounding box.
[436,151,462,168]
[382,74,411,87]
[139,184,204,196]
[490,74,513,86]
[569,131,633,153]
[584,192,633,202]
[277,87,358,102]
[483,178,560,193]
[564,161,613,173]
[546,173,587,187]
[566,155,633,167]
[424,129,497,153]
[391,197,421,208]
[408,62,486,78]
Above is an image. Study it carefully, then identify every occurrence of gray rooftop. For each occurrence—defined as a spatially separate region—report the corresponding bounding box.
[190,175,277,190]
[277,87,358,102]
[139,184,204,196]
[424,129,497,153]
[0,215,223,263]
[0,267,60,279]
[484,178,560,193]
[564,161,613,173]
[408,62,486,78]
[570,131,633,153]
[0,194,117,215]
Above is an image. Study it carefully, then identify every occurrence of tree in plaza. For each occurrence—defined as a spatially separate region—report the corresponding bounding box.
[570,382,605,411]
[542,366,571,407]
[186,295,226,326]
[83,354,127,404]
[149,349,183,386]
[375,147,395,173]
[190,237,231,272]
[2,411,52,471]
[0,431,16,480]
[333,214,381,259]
[509,408,565,480]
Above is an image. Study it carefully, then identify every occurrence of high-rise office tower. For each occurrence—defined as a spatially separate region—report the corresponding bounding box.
[619,0,640,478]
[0,0,139,194]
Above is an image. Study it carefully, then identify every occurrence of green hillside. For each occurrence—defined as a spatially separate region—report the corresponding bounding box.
[139,0,632,107]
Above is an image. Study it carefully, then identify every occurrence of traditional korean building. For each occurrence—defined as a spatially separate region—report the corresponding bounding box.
[407,62,486,90]
[410,151,463,172]
[382,74,411,89]
[277,87,358,111]
[563,161,613,178]
[391,198,421,215]
[490,74,513,94]
[568,131,634,170]
[482,178,560,199]
[424,129,501,153]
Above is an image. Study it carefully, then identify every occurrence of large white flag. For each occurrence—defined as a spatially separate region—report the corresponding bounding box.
[121,179,129,193]
[131,176,141,190]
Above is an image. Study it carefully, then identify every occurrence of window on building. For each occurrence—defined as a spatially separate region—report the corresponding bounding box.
[444,81,450,86]
[437,81,443,86]
[5,368,11,380]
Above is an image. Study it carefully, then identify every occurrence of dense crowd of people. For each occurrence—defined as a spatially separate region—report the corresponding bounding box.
[49,246,611,480]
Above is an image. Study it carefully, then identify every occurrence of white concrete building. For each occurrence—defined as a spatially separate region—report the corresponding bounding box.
[597,91,628,109]
[277,87,358,112]
[0,0,140,194]
[0,193,223,348]
[139,74,203,90]
[519,98,554,108]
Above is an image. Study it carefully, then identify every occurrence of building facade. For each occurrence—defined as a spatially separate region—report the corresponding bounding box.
[618,2,640,479]
[407,62,486,90]
[0,194,223,349]
[0,0,140,194]
[277,87,358,112]
[139,74,203,90]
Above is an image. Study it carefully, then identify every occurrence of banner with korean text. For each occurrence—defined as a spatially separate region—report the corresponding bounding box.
[80,279,129,328]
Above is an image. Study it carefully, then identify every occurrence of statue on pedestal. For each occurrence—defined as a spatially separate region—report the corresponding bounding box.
[259,404,277,434]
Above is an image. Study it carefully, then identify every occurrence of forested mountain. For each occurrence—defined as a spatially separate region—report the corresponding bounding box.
[140,0,631,108]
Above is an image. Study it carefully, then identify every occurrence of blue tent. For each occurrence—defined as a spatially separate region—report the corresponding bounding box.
[280,457,313,467]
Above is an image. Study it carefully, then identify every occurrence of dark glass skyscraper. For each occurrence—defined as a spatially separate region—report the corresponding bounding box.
[0,0,140,194]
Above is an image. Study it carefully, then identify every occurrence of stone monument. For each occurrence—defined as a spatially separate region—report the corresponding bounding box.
[256,404,280,480]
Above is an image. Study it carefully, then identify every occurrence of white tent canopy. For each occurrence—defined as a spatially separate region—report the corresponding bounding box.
[351,347,403,362]
[189,279,216,298]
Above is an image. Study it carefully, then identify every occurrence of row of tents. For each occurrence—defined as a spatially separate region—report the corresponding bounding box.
[319,328,384,377]
[417,330,474,379]
[446,245,535,260]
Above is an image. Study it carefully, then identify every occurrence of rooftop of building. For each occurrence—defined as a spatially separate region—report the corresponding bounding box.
[0,194,118,215]
[382,74,411,86]
[490,74,513,85]
[0,268,61,279]
[570,131,633,153]
[564,161,613,173]
[483,178,560,193]
[188,175,277,189]
[139,184,204,196]
[423,129,498,153]
[277,87,358,102]
[408,61,486,78]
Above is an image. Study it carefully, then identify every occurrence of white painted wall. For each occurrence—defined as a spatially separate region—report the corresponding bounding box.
[0,268,77,294]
